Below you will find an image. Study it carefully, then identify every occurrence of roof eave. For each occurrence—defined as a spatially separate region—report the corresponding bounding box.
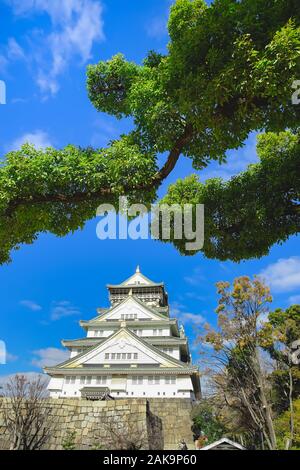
[107,283,164,289]
[44,366,199,375]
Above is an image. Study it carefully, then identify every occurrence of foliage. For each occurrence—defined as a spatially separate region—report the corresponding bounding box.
[261,304,300,352]
[0,141,157,264]
[202,276,278,450]
[275,400,300,450]
[1,0,300,263]
[161,131,300,261]
[62,430,77,451]
[260,305,300,414]
[192,400,227,444]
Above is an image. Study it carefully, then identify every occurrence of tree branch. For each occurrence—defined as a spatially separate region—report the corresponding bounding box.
[4,124,194,216]
[154,124,194,183]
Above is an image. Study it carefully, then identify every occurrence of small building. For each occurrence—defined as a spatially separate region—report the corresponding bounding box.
[44,267,201,400]
[200,438,246,451]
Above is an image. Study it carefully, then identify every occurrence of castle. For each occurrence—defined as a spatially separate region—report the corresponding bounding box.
[45,267,201,400]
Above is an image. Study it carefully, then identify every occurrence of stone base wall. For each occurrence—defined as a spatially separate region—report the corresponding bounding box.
[0,398,195,450]
[148,399,195,450]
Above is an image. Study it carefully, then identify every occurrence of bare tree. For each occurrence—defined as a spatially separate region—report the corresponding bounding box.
[1,374,53,450]
[201,277,278,450]
[92,416,147,450]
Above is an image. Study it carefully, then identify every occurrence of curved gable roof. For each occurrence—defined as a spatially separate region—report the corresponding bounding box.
[45,327,192,371]
[84,295,169,324]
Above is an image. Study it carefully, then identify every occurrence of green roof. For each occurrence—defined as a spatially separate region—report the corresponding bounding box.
[107,282,164,289]
[62,336,188,349]
[81,295,171,324]
[80,319,178,329]
[47,327,191,371]
[45,366,199,375]
[107,268,164,289]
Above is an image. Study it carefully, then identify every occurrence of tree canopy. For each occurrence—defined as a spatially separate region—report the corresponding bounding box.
[200,276,300,449]
[1,0,300,263]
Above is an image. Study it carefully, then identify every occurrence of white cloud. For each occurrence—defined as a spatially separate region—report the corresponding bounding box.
[259,257,300,293]
[6,352,19,362]
[145,0,171,39]
[289,295,300,305]
[6,0,105,96]
[0,38,24,73]
[7,37,25,60]
[179,312,206,325]
[91,116,119,147]
[9,130,52,150]
[184,267,206,286]
[20,300,42,311]
[0,55,8,73]
[0,342,18,364]
[146,16,168,39]
[170,301,206,327]
[202,132,259,181]
[185,292,207,301]
[31,348,69,368]
[51,301,80,321]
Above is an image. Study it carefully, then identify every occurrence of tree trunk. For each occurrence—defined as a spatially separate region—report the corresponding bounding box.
[285,361,294,450]
[254,348,277,450]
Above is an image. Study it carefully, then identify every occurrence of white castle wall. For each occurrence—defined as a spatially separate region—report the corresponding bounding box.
[87,327,171,338]
[48,375,195,400]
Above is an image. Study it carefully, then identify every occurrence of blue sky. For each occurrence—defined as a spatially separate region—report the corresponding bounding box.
[0,0,299,380]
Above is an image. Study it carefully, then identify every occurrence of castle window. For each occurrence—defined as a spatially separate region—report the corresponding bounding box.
[165,376,176,385]
[127,353,132,360]
[121,314,138,321]
[148,376,160,385]
[153,329,163,336]
[96,376,107,385]
[132,376,143,385]
[133,353,138,360]
[133,329,142,336]
[80,376,85,384]
[105,353,109,360]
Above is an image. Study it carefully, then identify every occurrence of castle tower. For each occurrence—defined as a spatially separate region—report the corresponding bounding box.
[45,268,201,400]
